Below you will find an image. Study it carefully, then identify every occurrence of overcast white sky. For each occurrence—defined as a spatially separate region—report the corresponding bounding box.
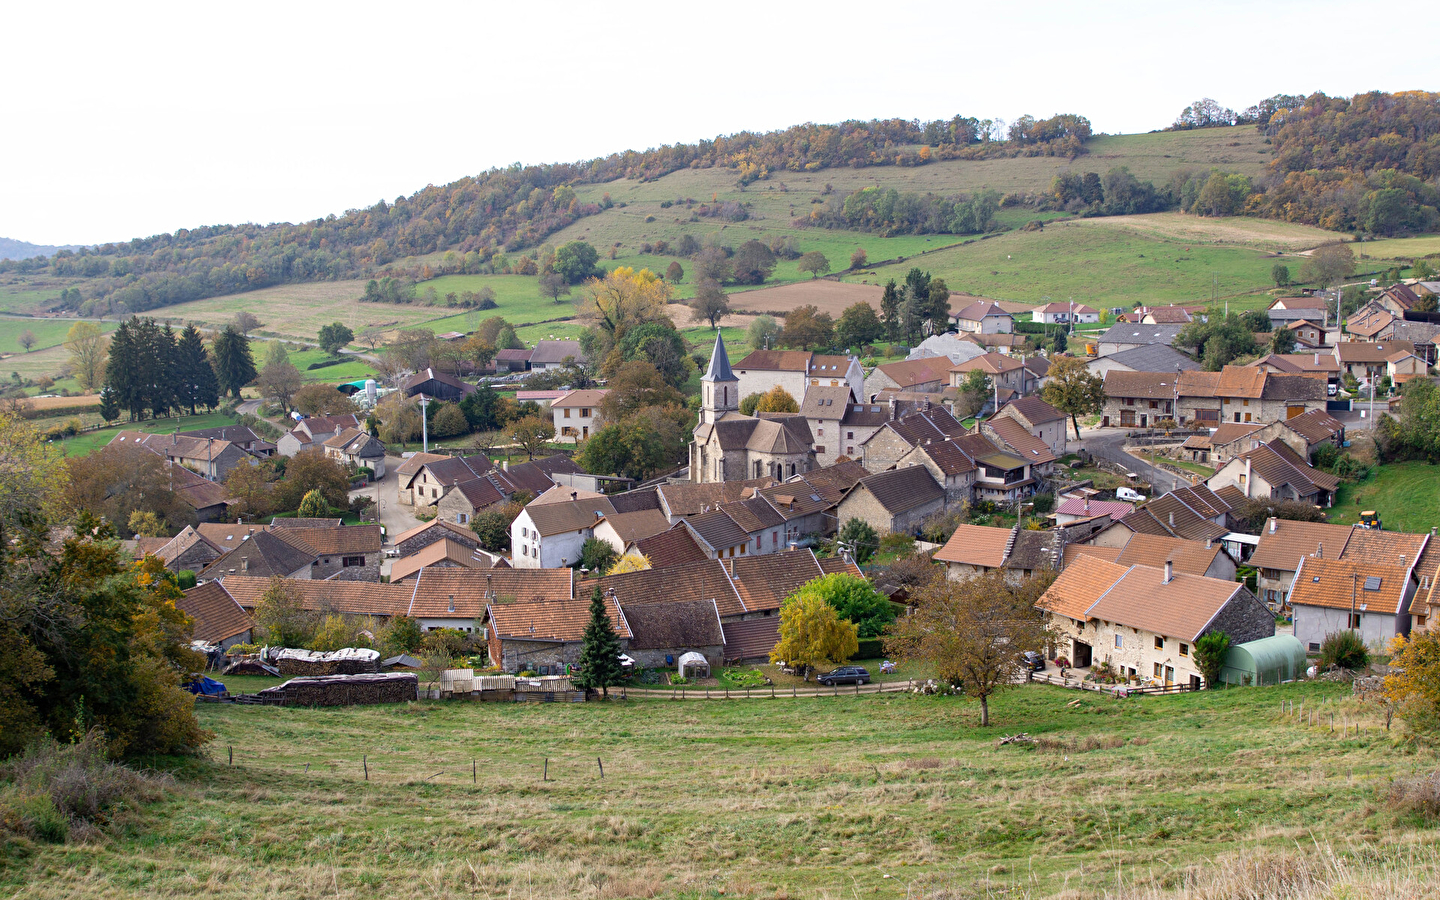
[2,0,1433,247]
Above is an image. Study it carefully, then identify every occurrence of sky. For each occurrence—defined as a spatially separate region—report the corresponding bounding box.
[3,0,1434,247]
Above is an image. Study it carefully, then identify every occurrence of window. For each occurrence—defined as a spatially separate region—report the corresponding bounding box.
[342,555,365,568]
[846,431,854,439]
[1126,398,1135,406]
[1153,662,1162,678]
[581,408,591,417]
[457,513,469,524]
[1149,400,1158,409]
[564,408,571,418]
[1114,634,1122,649]
[1242,399,1249,406]
[521,545,528,557]
[1179,642,1189,657]
[1234,412,1241,423]
[1349,613,1362,629]
[817,427,824,436]
[815,446,825,454]
[846,446,854,455]
[1153,636,1163,650]
[1244,413,1252,423]
[1309,642,1320,652]
[1239,473,1247,485]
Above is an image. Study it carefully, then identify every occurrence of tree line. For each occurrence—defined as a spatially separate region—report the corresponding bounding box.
[100,319,235,422]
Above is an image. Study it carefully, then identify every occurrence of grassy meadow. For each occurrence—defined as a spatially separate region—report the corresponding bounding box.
[1331,460,1440,533]
[56,411,239,457]
[0,315,113,355]
[7,680,1436,899]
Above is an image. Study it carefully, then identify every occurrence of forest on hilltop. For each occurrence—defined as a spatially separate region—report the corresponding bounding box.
[3,91,1438,317]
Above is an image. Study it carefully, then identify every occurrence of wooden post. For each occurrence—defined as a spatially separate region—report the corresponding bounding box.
[771,685,775,699]
[597,757,604,779]
[472,760,476,784]
[228,746,232,767]
[544,758,548,781]
[363,755,368,781]
[792,685,796,698]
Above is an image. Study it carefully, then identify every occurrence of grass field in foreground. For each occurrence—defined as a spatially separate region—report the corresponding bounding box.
[9,680,1433,899]
[56,412,239,457]
[1332,460,1440,533]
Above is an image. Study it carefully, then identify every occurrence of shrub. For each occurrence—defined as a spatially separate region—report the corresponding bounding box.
[837,518,878,565]
[879,532,916,556]
[0,732,169,845]
[581,537,617,573]
[1386,771,1440,820]
[176,570,197,590]
[1319,630,1369,671]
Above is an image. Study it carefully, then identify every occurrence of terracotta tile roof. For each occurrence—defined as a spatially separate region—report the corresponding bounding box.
[1290,556,1410,615]
[1236,441,1339,497]
[410,568,574,619]
[1216,366,1267,399]
[552,389,609,408]
[1062,544,1123,568]
[274,525,384,557]
[215,575,414,617]
[389,538,492,582]
[1336,340,1408,363]
[413,454,494,488]
[1208,423,1263,448]
[914,438,980,476]
[801,385,854,418]
[1340,529,1428,570]
[1214,484,1246,507]
[597,508,672,544]
[718,495,785,534]
[726,550,826,614]
[595,559,741,612]
[627,524,711,569]
[1176,370,1221,398]
[795,460,871,503]
[451,477,509,511]
[1118,490,1229,542]
[395,452,448,478]
[1284,409,1345,444]
[733,349,814,372]
[886,407,968,447]
[1104,370,1181,400]
[952,352,1024,375]
[817,556,864,577]
[852,466,945,516]
[1038,555,1131,620]
[178,581,253,644]
[1054,498,1133,522]
[685,508,751,551]
[531,484,605,505]
[756,483,831,520]
[999,395,1066,425]
[1248,519,1359,572]
[134,536,169,557]
[722,617,781,661]
[935,524,1014,568]
[523,497,618,537]
[146,526,221,565]
[986,417,1056,465]
[1089,565,1245,642]
[808,355,852,375]
[1112,533,1225,577]
[1143,306,1193,324]
[1169,483,1235,519]
[487,595,629,642]
[656,479,773,518]
[955,300,1012,321]
[622,599,725,650]
[390,518,481,548]
[875,357,953,388]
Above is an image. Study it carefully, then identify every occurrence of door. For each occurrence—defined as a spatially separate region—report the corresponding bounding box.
[1120,410,1135,427]
[1140,414,1148,428]
[1287,406,1304,419]
[1072,640,1092,668]
[1164,665,1175,685]
[1189,674,1202,690]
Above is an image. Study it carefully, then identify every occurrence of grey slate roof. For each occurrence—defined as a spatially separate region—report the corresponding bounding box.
[852,466,945,516]
[703,333,735,382]
[1098,343,1201,372]
[1098,323,1186,346]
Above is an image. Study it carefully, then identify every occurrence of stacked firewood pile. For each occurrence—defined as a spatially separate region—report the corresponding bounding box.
[257,673,418,707]
[271,647,380,676]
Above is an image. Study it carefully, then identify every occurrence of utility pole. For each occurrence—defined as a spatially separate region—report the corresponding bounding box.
[419,394,430,452]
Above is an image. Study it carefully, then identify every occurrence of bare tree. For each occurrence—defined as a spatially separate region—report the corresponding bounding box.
[17,330,36,352]
[359,327,384,351]
[233,311,264,336]
[688,278,730,330]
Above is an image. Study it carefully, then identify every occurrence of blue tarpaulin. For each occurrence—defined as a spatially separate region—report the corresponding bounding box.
[186,677,227,696]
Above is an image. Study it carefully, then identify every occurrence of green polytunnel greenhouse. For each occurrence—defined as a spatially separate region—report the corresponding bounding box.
[1219,634,1308,686]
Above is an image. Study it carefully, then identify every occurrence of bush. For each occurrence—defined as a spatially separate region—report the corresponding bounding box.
[176,570,197,590]
[837,518,878,565]
[581,537,617,573]
[1387,771,1440,820]
[1029,492,1055,515]
[0,733,169,845]
[879,532,916,555]
[1318,630,1369,671]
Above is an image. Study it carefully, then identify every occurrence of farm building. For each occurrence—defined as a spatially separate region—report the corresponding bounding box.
[1218,635,1309,686]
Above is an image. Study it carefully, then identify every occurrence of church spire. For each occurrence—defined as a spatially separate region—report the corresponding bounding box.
[703,332,735,384]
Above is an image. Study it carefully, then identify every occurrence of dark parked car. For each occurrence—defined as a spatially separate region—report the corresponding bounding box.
[1023,651,1045,672]
[817,665,870,686]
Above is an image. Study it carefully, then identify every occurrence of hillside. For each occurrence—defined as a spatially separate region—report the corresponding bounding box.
[0,236,80,261]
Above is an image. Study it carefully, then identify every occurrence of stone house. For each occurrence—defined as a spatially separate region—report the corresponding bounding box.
[402,367,475,402]
[592,509,673,556]
[730,349,864,407]
[322,427,387,477]
[1209,409,1345,466]
[178,424,274,457]
[863,357,954,398]
[407,567,573,633]
[1210,367,1326,426]
[1246,518,1428,609]
[388,539,507,582]
[1267,296,1331,327]
[110,431,256,482]
[953,300,1014,334]
[176,581,254,650]
[551,389,609,443]
[620,600,726,670]
[276,413,364,458]
[528,340,585,372]
[1036,555,1274,688]
[392,518,487,558]
[950,352,1035,397]
[834,465,946,535]
[1289,555,1418,652]
[1249,351,1340,385]
[858,405,968,472]
[1065,532,1237,581]
[198,529,316,581]
[136,526,223,573]
[511,496,619,568]
[895,439,978,505]
[285,525,384,582]
[1333,340,1411,381]
[981,416,1057,482]
[1099,371,1178,428]
[1085,344,1201,379]
[401,454,494,507]
[484,594,629,673]
[990,395,1069,457]
[1207,440,1340,507]
[802,387,887,467]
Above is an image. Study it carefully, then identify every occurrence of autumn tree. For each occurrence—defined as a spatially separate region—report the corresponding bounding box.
[65,321,108,392]
[257,358,304,413]
[539,271,572,303]
[578,267,674,362]
[232,311,263,336]
[693,247,733,284]
[292,383,357,417]
[746,314,779,351]
[606,553,652,575]
[600,361,685,421]
[578,405,690,480]
[375,394,423,447]
[1040,355,1107,440]
[797,251,831,279]
[253,575,315,647]
[732,240,777,285]
[1270,328,1297,354]
[128,509,167,538]
[1385,631,1440,739]
[65,443,191,532]
[359,326,385,350]
[1300,243,1355,289]
[17,329,35,352]
[850,247,867,271]
[780,304,835,350]
[317,322,355,356]
[769,591,859,681]
[835,302,883,349]
[665,261,684,284]
[789,573,895,639]
[753,385,799,413]
[297,488,330,519]
[508,414,555,460]
[689,278,730,329]
[224,460,274,519]
[885,570,1050,726]
[272,449,351,512]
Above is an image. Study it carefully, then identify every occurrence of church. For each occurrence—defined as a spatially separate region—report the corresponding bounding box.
[690,334,817,484]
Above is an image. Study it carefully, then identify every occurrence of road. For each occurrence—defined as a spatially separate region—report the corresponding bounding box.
[236,399,262,416]
[1078,428,1187,495]
[349,455,425,576]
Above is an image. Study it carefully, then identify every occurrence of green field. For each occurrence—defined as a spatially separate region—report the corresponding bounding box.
[8,679,1431,898]
[1356,235,1440,260]
[277,347,378,384]
[0,315,113,356]
[57,412,240,457]
[1332,460,1440,532]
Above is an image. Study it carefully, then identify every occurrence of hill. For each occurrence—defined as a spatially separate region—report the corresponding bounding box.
[0,236,81,261]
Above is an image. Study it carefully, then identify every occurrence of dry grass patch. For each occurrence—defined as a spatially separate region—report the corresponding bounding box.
[727,280,882,317]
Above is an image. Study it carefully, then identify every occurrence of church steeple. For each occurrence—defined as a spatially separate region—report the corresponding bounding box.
[700,332,738,425]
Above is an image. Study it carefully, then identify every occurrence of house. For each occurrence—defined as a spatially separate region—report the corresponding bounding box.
[393,452,448,505]
[894,437,979,505]
[1377,283,1423,317]
[834,465,946,535]
[1289,556,1418,652]
[683,497,781,560]
[178,424,274,457]
[935,520,1104,583]
[551,389,609,443]
[981,416,1057,480]
[1282,319,1339,348]
[1140,306,1193,325]
[958,332,1029,355]
[405,567,574,632]
[730,349,864,405]
[1267,296,1331,327]
[431,456,589,526]
[510,496,614,569]
[655,479,775,522]
[391,518,487,558]
[493,348,532,373]
[388,538,506,582]
[1206,410,1345,466]
[1387,348,1428,384]
[1101,484,1234,545]
[907,334,988,367]
[434,476,510,525]
[691,334,818,484]
[1053,497,1133,525]
[1085,344,1201,378]
[279,524,384,581]
[198,529,317,581]
[863,357,954,397]
[1210,366,1326,426]
[176,581,254,650]
[1099,371,1178,428]
[322,427,387,477]
[950,352,1035,398]
[528,339,585,372]
[591,508,673,556]
[109,431,256,482]
[1180,422,1258,466]
[277,414,364,457]
[485,594,627,674]
[620,523,711,569]
[402,367,475,402]
[1334,340,1411,380]
[135,525,223,573]
[1036,556,1274,687]
[162,461,232,522]
[1249,352,1340,385]
[1246,518,1428,609]
[617,599,726,670]
[1207,440,1339,507]
[1067,532,1236,581]
[1033,302,1100,325]
[1096,323,1185,356]
[801,386,887,467]
[401,454,494,507]
[991,395,1069,457]
[953,300,1014,334]
[857,404,968,472]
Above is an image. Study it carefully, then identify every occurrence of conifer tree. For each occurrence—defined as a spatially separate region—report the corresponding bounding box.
[297,489,329,519]
[98,385,120,423]
[880,279,900,342]
[104,319,142,421]
[175,324,220,414]
[574,587,624,698]
[212,325,257,400]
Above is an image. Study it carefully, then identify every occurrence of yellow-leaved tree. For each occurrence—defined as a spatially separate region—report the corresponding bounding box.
[605,553,652,576]
[754,385,799,414]
[769,591,858,682]
[580,267,673,366]
[1385,632,1440,739]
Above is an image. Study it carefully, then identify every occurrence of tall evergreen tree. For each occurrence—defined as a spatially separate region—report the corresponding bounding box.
[880,279,900,342]
[142,322,179,418]
[104,319,143,421]
[175,324,220,414]
[98,385,120,423]
[573,587,624,698]
[211,325,257,400]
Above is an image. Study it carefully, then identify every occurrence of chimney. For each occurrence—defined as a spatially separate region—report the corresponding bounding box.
[1206,538,1212,549]
[1084,497,1090,514]
[888,397,898,421]
[1244,457,1253,499]
[502,460,508,471]
[448,594,455,613]
[1163,560,1173,584]
[1270,518,1277,535]
[1168,512,1174,528]
[1315,353,1320,365]
[1316,541,1323,558]
[570,490,577,501]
